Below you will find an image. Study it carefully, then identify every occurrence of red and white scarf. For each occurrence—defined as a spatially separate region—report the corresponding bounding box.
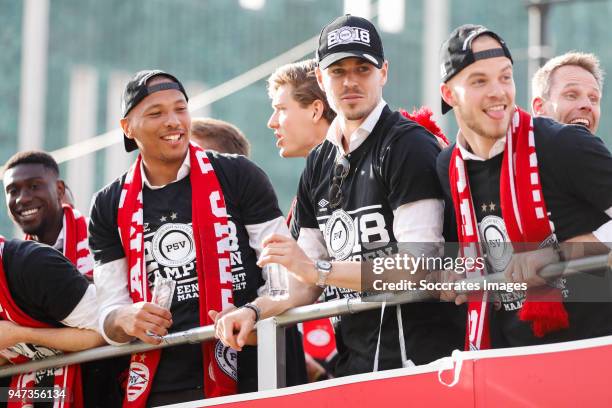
[25,205,93,279]
[449,107,569,350]
[117,143,236,407]
[0,236,84,408]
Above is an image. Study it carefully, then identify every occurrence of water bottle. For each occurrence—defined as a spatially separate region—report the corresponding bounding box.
[264,263,289,300]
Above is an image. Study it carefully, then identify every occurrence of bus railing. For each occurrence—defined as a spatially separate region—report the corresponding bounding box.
[0,253,610,392]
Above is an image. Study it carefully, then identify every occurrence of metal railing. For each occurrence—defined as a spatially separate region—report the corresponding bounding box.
[1,253,610,393]
[255,253,612,389]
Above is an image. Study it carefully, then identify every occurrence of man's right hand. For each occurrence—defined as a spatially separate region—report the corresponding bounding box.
[108,302,173,345]
[436,269,468,305]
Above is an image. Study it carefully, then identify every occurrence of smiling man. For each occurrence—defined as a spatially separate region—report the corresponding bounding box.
[437,25,612,350]
[3,151,128,407]
[3,152,65,246]
[88,70,305,406]
[216,15,464,377]
[3,151,93,279]
[532,51,603,134]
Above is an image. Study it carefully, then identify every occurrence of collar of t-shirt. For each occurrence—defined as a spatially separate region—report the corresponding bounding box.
[456,131,506,161]
[140,152,191,190]
[325,99,387,155]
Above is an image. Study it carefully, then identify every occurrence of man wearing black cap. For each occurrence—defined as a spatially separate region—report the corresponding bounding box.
[216,15,464,376]
[436,25,612,350]
[88,70,305,406]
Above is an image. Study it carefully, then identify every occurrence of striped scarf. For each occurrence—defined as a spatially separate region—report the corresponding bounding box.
[449,107,569,350]
[117,143,237,407]
[25,205,93,279]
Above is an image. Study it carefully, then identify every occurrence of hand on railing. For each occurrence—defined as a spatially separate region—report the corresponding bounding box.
[210,306,258,351]
[434,269,468,305]
[504,247,557,287]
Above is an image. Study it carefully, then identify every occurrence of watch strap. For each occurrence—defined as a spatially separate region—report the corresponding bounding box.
[242,303,261,323]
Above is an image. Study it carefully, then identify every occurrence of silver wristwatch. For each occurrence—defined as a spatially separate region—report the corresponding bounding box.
[315,260,332,288]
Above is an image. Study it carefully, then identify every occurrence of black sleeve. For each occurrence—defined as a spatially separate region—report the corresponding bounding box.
[555,126,612,212]
[293,153,319,230]
[435,145,454,201]
[380,125,443,210]
[233,156,283,225]
[4,240,89,323]
[88,179,125,265]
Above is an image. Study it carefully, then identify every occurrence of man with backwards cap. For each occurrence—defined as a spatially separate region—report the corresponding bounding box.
[436,25,612,350]
[88,70,305,406]
[216,15,464,376]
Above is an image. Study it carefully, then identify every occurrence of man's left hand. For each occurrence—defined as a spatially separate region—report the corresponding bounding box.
[210,306,258,351]
[504,247,557,288]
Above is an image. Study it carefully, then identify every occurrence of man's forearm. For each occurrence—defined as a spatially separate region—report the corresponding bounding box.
[562,233,610,258]
[329,257,433,293]
[325,261,363,292]
[21,327,105,352]
[253,276,322,320]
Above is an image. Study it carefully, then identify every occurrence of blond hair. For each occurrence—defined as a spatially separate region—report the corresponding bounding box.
[532,51,604,99]
[267,59,336,124]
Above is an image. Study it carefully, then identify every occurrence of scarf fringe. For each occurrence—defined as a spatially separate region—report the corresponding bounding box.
[520,287,570,337]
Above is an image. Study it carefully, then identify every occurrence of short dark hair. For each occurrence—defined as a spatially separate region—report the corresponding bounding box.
[191,118,251,157]
[4,151,60,177]
[267,59,336,124]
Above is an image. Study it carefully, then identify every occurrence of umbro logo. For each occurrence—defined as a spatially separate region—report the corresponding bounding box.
[318,199,329,208]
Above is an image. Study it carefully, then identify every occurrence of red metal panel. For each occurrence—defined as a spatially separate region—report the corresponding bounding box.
[206,364,475,408]
[199,339,612,407]
[474,344,612,408]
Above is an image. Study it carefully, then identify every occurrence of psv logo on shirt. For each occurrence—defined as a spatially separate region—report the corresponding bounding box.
[324,210,355,260]
[320,207,390,260]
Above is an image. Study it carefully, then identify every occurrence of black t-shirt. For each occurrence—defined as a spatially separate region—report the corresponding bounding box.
[1,240,125,408]
[294,106,465,375]
[437,117,612,347]
[1,239,88,326]
[89,152,304,393]
[0,239,91,407]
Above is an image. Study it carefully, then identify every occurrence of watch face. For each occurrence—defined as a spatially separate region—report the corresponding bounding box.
[317,260,332,271]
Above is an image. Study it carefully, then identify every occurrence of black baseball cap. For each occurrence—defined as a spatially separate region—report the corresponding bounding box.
[316,14,384,70]
[121,69,189,152]
[440,24,513,114]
